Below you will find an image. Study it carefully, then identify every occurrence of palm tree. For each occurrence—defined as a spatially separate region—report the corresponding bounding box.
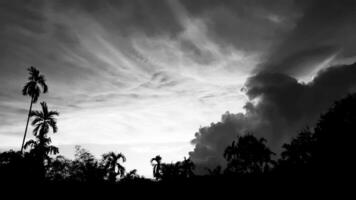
[24,102,59,157]
[21,66,48,153]
[151,155,162,180]
[24,101,59,181]
[24,136,59,160]
[102,152,126,183]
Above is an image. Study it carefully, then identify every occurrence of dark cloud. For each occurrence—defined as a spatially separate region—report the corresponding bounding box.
[259,0,356,76]
[189,62,356,172]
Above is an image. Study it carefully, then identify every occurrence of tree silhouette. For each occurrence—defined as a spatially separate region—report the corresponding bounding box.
[206,165,222,177]
[71,145,105,183]
[180,157,195,178]
[276,93,356,178]
[151,155,162,180]
[24,102,59,181]
[160,162,181,180]
[21,66,48,153]
[124,169,139,180]
[277,128,316,175]
[46,155,72,182]
[223,134,275,175]
[313,93,356,177]
[102,152,126,183]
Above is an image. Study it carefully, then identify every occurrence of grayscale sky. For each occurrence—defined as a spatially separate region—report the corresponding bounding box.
[1,0,356,177]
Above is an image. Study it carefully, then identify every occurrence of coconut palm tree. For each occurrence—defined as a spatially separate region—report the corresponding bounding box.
[30,102,58,137]
[24,101,59,157]
[21,66,48,153]
[24,101,59,181]
[151,155,162,180]
[24,136,59,160]
[102,152,126,183]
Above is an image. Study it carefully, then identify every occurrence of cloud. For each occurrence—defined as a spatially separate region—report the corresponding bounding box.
[189,62,356,172]
[180,0,299,53]
[0,0,254,152]
[258,0,356,78]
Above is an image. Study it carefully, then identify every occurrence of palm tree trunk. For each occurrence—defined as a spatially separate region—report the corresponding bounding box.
[21,97,33,153]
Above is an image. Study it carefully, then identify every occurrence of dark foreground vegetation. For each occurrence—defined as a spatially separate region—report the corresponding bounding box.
[1,67,355,190]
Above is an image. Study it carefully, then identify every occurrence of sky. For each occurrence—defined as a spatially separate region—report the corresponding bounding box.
[1,0,356,177]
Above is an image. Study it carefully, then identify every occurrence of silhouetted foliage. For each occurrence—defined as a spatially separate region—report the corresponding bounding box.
[46,155,72,182]
[21,66,48,153]
[276,128,316,175]
[69,145,105,183]
[3,68,356,186]
[274,93,356,179]
[223,134,275,175]
[206,165,222,177]
[313,93,356,177]
[180,157,195,178]
[151,155,162,180]
[102,152,126,183]
[23,101,59,181]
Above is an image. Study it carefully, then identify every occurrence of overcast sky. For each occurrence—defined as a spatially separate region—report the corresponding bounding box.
[1,0,356,177]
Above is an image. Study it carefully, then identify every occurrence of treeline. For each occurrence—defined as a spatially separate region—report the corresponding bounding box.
[1,67,355,185]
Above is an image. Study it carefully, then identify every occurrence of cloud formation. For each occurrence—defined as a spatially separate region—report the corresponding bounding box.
[188,0,356,172]
[190,63,356,172]
[0,0,261,177]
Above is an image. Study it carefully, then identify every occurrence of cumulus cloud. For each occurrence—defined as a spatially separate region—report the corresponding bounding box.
[189,63,356,172]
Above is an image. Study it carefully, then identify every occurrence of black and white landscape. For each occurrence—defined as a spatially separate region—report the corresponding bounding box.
[0,0,356,187]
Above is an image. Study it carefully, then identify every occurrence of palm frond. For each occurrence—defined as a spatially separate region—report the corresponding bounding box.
[24,140,37,149]
[48,146,59,155]
[31,86,40,103]
[38,75,48,93]
[28,66,39,79]
[118,153,126,162]
[22,82,31,96]
[31,117,42,126]
[40,102,48,116]
[33,124,41,136]
[48,120,58,133]
[30,110,42,118]
[48,110,59,117]
[117,164,126,177]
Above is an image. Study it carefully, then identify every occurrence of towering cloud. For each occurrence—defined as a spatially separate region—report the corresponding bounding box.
[190,62,356,172]
[189,0,356,173]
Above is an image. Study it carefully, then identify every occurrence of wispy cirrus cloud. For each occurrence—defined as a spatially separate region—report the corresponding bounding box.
[0,0,260,177]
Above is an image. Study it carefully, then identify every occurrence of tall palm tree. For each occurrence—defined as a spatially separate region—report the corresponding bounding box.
[102,152,126,183]
[24,101,59,181]
[150,155,162,180]
[21,66,48,153]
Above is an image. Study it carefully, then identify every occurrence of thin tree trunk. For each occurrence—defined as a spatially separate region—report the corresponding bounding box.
[21,97,33,153]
